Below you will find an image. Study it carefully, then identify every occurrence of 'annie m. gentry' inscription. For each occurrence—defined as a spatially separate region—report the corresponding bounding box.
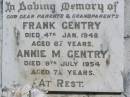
[2,0,124,92]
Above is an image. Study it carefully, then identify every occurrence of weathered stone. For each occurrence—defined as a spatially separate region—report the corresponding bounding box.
[2,0,124,93]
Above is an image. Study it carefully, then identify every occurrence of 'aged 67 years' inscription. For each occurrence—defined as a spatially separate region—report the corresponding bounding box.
[2,0,124,92]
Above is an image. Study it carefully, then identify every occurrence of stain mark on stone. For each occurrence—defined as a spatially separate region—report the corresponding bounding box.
[106,54,110,66]
[124,34,130,39]
[121,71,127,92]
[0,0,3,14]
[29,90,32,97]
[14,27,20,46]
[1,86,9,97]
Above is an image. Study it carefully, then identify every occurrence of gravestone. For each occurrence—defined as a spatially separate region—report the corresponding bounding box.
[2,0,124,93]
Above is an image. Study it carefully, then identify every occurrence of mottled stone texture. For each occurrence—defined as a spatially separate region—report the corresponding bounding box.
[0,0,130,96]
[0,0,2,90]
[124,0,130,96]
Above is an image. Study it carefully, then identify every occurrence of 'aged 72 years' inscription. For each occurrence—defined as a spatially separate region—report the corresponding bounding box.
[2,0,124,92]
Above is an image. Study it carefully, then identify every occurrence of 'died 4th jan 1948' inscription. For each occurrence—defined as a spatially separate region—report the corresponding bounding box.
[2,0,124,92]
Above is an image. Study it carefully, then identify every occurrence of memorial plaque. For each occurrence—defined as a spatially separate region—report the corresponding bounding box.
[2,0,124,92]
